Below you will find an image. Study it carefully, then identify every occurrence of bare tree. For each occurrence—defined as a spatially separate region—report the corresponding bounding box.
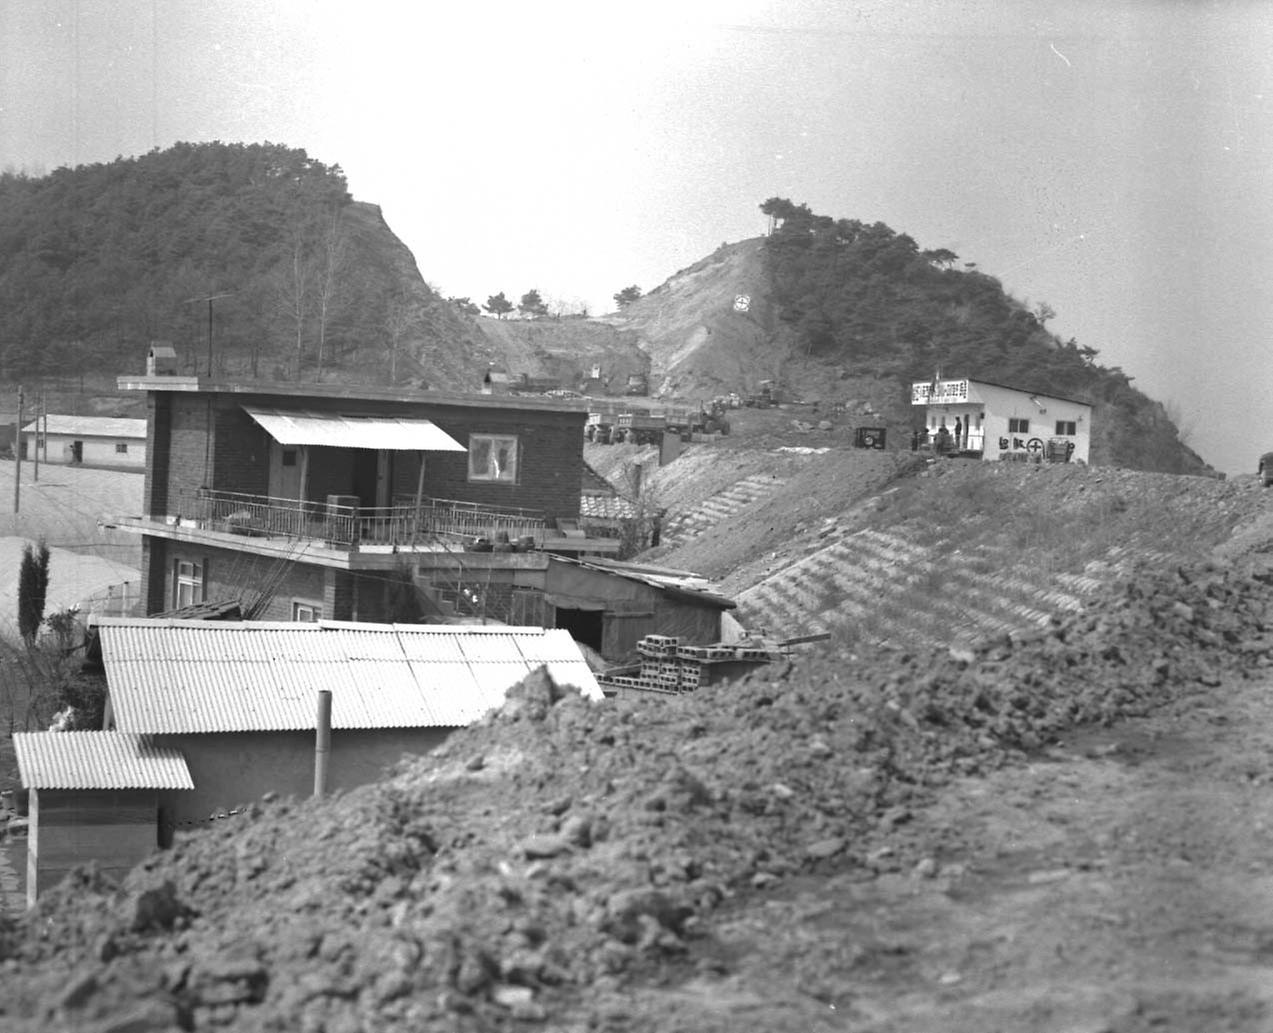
[313,206,349,376]
[276,231,313,380]
[382,294,419,384]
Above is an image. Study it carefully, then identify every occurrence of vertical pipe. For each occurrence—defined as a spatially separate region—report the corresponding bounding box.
[32,391,40,483]
[314,689,331,798]
[13,385,23,514]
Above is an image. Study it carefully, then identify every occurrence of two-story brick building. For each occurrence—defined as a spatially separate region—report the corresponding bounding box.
[110,369,617,624]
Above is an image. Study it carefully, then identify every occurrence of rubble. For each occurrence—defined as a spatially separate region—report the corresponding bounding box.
[2,555,1272,1029]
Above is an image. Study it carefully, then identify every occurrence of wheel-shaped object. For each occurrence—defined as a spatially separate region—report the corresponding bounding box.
[1026,437,1044,453]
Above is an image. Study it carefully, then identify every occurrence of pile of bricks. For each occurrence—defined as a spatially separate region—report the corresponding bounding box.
[599,634,775,695]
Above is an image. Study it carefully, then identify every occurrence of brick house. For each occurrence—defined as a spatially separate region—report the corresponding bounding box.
[109,369,621,623]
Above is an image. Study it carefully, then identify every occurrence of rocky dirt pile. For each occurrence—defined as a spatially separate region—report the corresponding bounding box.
[3,557,1273,1031]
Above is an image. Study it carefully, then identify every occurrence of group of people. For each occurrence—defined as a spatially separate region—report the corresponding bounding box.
[911,417,968,454]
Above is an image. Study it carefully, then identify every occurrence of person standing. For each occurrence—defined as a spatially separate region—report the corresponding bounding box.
[953,417,963,450]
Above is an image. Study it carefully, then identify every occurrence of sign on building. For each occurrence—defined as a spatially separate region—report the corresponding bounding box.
[911,379,970,405]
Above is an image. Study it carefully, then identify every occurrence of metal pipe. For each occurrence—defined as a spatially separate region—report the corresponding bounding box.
[314,689,332,797]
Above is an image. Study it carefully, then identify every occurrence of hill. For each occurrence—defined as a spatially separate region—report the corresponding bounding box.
[0,143,494,391]
[0,153,1205,474]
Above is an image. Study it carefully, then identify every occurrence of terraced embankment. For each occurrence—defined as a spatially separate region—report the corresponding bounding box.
[634,444,1262,649]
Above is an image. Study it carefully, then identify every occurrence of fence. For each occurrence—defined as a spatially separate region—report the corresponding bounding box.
[175,489,547,549]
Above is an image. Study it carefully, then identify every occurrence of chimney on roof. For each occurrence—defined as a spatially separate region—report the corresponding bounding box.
[147,342,178,376]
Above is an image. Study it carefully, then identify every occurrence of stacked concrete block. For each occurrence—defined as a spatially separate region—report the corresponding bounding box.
[600,635,775,696]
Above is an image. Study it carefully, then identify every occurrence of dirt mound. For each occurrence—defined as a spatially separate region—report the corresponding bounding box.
[4,556,1273,1030]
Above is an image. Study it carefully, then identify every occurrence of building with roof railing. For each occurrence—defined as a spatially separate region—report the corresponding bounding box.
[106,358,627,626]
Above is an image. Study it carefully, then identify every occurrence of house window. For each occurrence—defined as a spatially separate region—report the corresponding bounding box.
[174,559,204,608]
[1055,420,1077,436]
[1008,418,1030,434]
[115,442,129,454]
[292,600,322,623]
[468,434,519,483]
[282,448,297,467]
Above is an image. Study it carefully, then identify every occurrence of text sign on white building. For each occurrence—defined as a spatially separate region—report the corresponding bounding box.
[911,379,970,405]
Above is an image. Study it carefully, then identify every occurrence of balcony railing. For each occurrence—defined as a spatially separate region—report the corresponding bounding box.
[173,489,548,550]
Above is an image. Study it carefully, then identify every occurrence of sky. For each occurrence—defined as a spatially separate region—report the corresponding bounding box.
[1,0,1271,474]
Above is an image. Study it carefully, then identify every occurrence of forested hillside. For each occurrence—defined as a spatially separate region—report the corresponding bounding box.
[756,198,1206,473]
[0,142,488,388]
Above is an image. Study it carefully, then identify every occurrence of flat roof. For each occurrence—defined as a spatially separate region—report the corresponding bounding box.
[21,415,148,438]
[116,374,591,414]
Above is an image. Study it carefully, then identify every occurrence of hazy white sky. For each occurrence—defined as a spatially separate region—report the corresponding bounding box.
[2,0,1271,474]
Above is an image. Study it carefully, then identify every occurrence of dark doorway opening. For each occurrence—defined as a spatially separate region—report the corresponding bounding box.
[555,607,603,653]
[351,448,378,507]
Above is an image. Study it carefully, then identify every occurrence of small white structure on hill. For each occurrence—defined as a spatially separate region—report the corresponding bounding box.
[21,415,147,469]
[912,377,1092,464]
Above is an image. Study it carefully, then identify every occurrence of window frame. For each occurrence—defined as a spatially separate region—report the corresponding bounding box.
[467,433,520,484]
[1054,420,1077,436]
[292,599,322,623]
[115,442,129,454]
[174,559,204,609]
[1008,417,1030,434]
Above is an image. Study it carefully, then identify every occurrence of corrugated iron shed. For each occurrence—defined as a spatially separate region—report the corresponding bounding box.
[14,731,194,790]
[96,619,603,734]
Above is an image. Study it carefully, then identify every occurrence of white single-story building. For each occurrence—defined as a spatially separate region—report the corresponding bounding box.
[21,414,147,469]
[912,377,1093,465]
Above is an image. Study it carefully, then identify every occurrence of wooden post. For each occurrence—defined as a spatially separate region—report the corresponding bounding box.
[413,454,426,541]
[314,690,331,798]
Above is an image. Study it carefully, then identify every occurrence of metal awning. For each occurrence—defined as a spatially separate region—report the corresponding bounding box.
[243,407,466,451]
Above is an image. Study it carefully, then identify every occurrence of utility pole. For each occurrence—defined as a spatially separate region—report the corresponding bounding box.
[13,386,22,514]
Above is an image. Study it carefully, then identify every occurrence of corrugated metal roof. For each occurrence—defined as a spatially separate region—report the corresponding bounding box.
[97,619,602,734]
[14,731,194,790]
[550,555,737,610]
[21,415,147,439]
[243,407,465,451]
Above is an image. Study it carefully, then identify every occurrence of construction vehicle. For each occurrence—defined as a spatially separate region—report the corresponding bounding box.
[744,380,779,408]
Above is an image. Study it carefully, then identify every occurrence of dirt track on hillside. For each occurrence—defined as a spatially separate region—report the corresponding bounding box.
[5,546,1273,1030]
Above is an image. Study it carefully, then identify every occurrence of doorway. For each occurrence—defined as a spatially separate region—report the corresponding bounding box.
[554,607,604,653]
